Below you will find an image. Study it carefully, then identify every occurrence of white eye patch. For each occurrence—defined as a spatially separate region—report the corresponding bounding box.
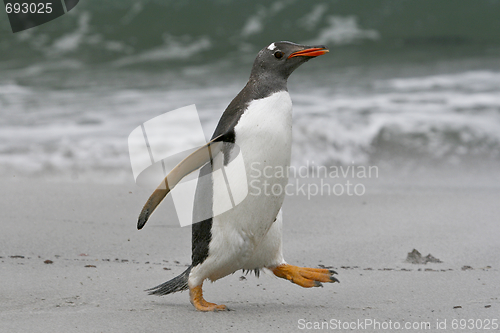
[267,43,276,51]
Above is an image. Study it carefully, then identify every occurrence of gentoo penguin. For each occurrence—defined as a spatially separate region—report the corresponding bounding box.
[137,41,338,311]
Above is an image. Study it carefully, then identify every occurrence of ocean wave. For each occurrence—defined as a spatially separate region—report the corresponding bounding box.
[48,11,92,55]
[291,71,500,166]
[303,15,380,46]
[240,2,286,37]
[113,35,212,67]
[380,71,500,92]
[2,68,500,183]
[293,108,500,167]
[5,0,499,68]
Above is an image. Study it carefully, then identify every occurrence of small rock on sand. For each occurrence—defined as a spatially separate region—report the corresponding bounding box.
[406,249,442,264]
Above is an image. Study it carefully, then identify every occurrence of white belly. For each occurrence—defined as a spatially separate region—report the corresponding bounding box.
[190,91,292,284]
[220,90,292,240]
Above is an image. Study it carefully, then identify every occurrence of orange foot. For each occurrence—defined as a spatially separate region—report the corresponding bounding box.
[189,284,228,311]
[271,264,339,288]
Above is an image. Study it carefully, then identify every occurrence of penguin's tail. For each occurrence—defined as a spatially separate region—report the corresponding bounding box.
[146,265,192,296]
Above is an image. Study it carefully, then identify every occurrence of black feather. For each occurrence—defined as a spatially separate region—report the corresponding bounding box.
[147,266,192,296]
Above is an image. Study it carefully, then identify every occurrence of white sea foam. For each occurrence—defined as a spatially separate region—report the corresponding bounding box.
[0,79,231,182]
[1,69,500,182]
[299,4,328,31]
[304,15,380,45]
[381,71,500,92]
[240,2,286,38]
[241,14,264,37]
[113,35,211,67]
[49,12,91,54]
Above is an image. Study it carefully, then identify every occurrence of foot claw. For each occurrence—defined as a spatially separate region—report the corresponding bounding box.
[212,304,229,311]
[329,269,338,275]
[330,276,340,283]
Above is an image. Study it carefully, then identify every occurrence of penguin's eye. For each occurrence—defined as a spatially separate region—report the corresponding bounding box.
[274,51,284,59]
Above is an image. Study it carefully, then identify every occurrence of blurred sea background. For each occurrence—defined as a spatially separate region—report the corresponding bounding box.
[1,0,500,185]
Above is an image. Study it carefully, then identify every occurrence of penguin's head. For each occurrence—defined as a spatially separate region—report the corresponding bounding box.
[250,41,329,81]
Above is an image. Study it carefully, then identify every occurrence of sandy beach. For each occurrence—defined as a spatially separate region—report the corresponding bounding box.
[1,178,498,332]
[3,1,500,332]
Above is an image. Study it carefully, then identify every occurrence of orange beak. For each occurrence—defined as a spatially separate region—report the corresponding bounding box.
[288,47,329,59]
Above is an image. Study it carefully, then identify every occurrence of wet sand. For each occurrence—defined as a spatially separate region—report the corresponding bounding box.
[1,179,499,332]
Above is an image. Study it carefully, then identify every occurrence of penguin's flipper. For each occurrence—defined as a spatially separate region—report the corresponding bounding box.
[137,134,225,230]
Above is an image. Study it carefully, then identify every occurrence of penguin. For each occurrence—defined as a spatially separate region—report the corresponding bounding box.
[137,41,338,311]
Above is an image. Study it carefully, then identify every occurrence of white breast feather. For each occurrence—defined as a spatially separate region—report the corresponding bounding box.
[189,91,292,285]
